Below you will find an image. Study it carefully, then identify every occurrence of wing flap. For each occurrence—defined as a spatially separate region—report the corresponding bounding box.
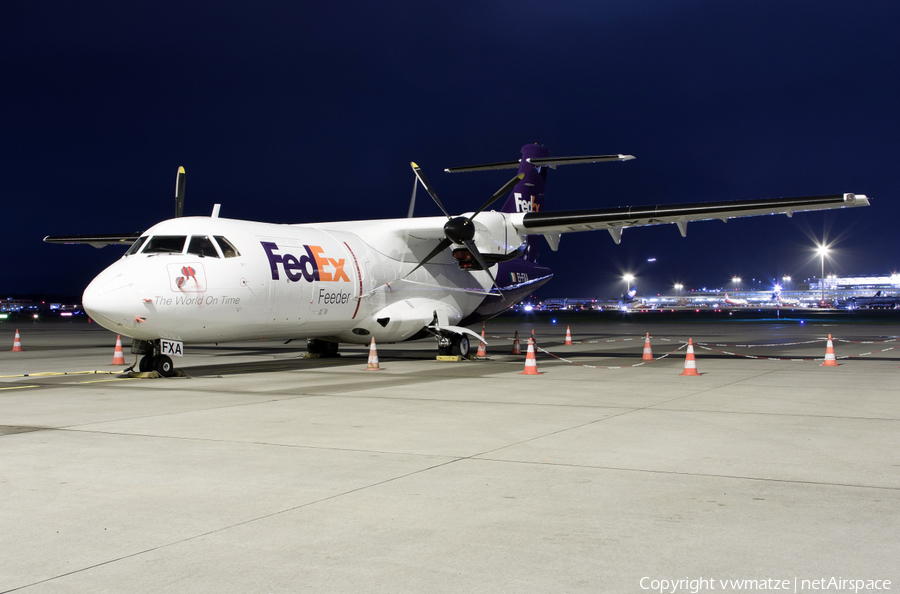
[517,193,868,235]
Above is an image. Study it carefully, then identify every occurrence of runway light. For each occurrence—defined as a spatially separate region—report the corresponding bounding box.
[552,319,557,324]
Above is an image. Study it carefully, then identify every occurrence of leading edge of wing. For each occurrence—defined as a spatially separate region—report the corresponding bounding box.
[517,193,869,234]
[43,233,141,248]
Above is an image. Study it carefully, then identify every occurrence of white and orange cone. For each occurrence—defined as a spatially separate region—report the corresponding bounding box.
[642,332,653,361]
[680,338,700,376]
[564,326,573,345]
[822,334,839,366]
[511,330,521,355]
[365,337,383,371]
[11,329,23,352]
[476,324,487,357]
[111,335,126,365]
[519,338,543,375]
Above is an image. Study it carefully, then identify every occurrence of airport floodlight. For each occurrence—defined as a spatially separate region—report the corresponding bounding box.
[732,276,741,284]
[623,273,635,292]
[774,284,782,292]
[782,275,791,282]
[674,283,683,291]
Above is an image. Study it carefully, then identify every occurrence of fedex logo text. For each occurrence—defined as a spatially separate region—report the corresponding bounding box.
[514,193,540,213]
[261,242,350,283]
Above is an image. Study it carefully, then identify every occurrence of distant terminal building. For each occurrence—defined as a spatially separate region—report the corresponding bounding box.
[812,274,900,294]
[532,274,900,311]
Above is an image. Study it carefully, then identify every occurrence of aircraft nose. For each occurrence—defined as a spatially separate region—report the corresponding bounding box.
[83,269,137,330]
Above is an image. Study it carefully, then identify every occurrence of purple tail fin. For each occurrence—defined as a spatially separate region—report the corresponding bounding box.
[499,144,550,263]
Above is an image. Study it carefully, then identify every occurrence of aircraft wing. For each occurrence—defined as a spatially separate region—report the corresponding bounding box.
[512,193,868,241]
[43,233,141,248]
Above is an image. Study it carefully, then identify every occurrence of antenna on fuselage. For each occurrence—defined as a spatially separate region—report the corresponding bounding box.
[175,166,186,218]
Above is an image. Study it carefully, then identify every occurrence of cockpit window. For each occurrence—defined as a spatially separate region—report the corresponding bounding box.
[143,235,187,254]
[125,236,148,256]
[214,236,240,258]
[187,235,220,258]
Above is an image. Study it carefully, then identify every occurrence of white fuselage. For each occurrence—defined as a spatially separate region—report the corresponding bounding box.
[83,216,514,345]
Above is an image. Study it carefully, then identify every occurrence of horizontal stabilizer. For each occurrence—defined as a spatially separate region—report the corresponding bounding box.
[527,154,635,169]
[44,233,140,248]
[445,153,634,173]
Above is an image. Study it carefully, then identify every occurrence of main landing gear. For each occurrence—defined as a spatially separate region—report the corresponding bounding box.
[436,334,470,358]
[132,339,176,377]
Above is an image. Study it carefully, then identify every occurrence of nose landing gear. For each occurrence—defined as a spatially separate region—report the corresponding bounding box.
[132,339,177,377]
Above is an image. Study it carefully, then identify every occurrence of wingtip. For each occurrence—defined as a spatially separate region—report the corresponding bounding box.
[178,166,185,174]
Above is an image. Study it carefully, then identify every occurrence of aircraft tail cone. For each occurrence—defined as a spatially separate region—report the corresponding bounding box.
[511,330,521,355]
[822,334,840,366]
[11,329,23,352]
[564,326,573,345]
[476,324,487,357]
[642,332,653,360]
[519,339,543,375]
[111,335,126,365]
[365,337,384,371]
[680,338,700,376]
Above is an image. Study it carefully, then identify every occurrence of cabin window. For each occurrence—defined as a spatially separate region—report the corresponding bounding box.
[187,235,220,258]
[214,236,240,258]
[143,235,187,254]
[125,236,148,256]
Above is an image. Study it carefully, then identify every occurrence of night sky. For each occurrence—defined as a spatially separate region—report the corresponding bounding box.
[4,1,898,300]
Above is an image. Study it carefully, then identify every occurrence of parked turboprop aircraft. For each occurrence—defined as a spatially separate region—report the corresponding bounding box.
[46,144,869,375]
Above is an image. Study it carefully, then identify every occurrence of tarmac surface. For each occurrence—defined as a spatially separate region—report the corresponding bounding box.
[1,315,898,593]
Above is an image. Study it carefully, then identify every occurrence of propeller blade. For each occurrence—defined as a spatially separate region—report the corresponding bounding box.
[175,166,186,218]
[463,239,504,300]
[471,173,524,219]
[407,174,417,219]
[406,237,453,277]
[410,162,451,219]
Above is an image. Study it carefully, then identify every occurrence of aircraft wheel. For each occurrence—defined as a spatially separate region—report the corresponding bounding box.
[153,355,174,377]
[453,335,470,358]
[139,356,154,372]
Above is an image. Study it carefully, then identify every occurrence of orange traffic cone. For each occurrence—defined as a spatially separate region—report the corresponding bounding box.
[476,323,487,357]
[564,326,573,345]
[11,329,23,352]
[519,338,543,375]
[822,334,839,366]
[511,330,521,355]
[642,332,653,360]
[365,337,383,371]
[680,338,700,376]
[111,335,126,365]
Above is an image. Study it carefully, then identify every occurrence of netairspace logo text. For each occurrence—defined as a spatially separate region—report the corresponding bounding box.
[639,577,891,593]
